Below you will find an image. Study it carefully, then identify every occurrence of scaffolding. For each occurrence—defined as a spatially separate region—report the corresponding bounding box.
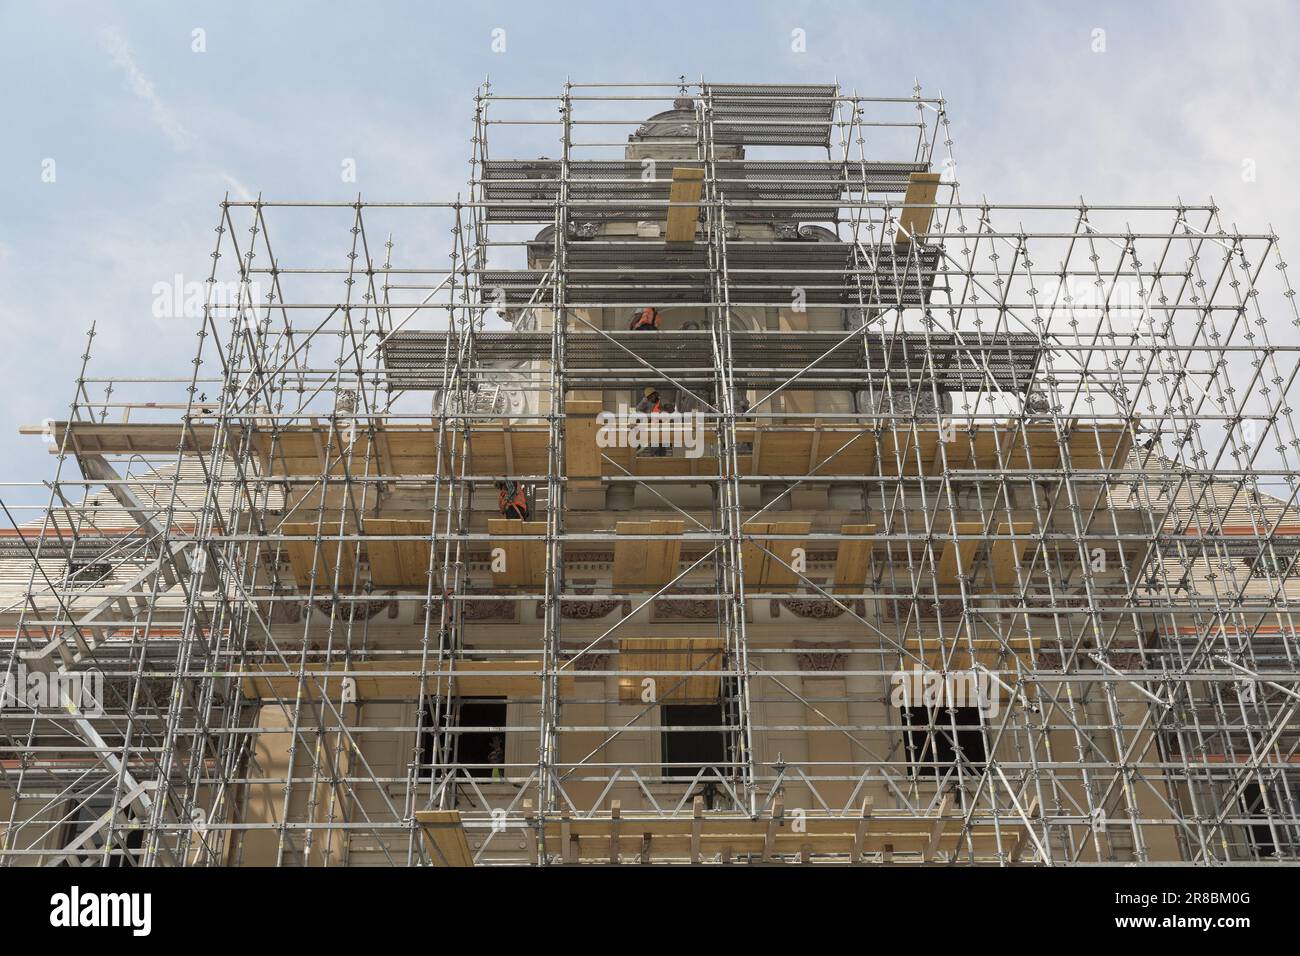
[2,79,1299,866]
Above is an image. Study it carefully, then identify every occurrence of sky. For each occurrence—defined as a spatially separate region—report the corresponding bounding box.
[1,0,1297,509]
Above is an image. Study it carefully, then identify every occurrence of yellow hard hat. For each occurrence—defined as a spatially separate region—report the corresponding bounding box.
[643,387,656,397]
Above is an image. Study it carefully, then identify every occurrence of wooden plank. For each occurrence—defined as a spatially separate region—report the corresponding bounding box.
[740,521,772,587]
[879,424,941,476]
[896,171,941,245]
[936,521,985,586]
[629,455,720,478]
[753,427,874,476]
[833,523,876,593]
[524,800,539,865]
[561,809,575,864]
[618,637,723,703]
[280,522,356,589]
[691,796,703,864]
[1067,423,1133,470]
[612,521,649,587]
[538,812,1025,862]
[365,519,432,588]
[665,166,705,243]
[990,521,1034,586]
[852,798,873,863]
[923,790,955,862]
[28,421,221,456]
[763,795,784,862]
[451,660,576,697]
[609,800,622,864]
[613,519,684,589]
[565,400,603,490]
[414,809,474,867]
[742,521,811,587]
[488,518,547,587]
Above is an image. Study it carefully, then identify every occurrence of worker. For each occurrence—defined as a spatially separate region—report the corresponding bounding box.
[488,734,505,781]
[635,388,664,457]
[496,480,530,520]
[629,306,662,331]
[654,402,676,457]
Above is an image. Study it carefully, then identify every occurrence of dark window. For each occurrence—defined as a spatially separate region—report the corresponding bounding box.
[59,798,143,867]
[66,561,111,585]
[1241,782,1277,858]
[454,699,507,780]
[661,703,726,779]
[901,705,986,777]
[418,700,443,779]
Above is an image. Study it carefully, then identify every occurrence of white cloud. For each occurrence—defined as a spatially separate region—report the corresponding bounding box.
[99,26,195,152]
[219,172,255,202]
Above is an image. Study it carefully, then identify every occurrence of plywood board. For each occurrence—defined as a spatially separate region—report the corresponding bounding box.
[1066,424,1132,470]
[365,519,433,588]
[896,171,941,245]
[613,519,684,588]
[644,455,718,477]
[565,400,603,489]
[990,521,1034,586]
[30,420,221,456]
[749,427,875,476]
[665,166,705,243]
[618,637,723,703]
[833,523,876,593]
[540,812,1026,862]
[414,810,474,867]
[280,521,357,589]
[488,519,547,587]
[936,521,985,585]
[741,521,811,587]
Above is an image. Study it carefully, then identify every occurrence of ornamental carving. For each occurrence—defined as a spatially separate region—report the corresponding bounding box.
[423,589,516,624]
[561,645,613,672]
[534,583,625,620]
[310,594,395,621]
[653,588,724,621]
[771,595,866,619]
[884,597,965,622]
[792,640,849,671]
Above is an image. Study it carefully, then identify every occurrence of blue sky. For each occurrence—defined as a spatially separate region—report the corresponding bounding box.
[1,0,1297,506]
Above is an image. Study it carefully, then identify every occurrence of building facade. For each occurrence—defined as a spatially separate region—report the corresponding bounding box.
[2,81,1298,865]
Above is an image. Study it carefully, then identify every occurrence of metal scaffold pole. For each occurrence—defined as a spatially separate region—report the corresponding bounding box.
[2,79,1298,866]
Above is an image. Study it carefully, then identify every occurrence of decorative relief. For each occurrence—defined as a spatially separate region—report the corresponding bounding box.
[771,590,865,619]
[561,643,614,672]
[792,640,849,671]
[883,596,964,622]
[309,594,395,621]
[534,582,626,620]
[652,587,726,622]
[422,589,516,624]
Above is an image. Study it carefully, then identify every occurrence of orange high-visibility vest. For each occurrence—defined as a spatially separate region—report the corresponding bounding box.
[499,484,529,516]
[631,307,661,331]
